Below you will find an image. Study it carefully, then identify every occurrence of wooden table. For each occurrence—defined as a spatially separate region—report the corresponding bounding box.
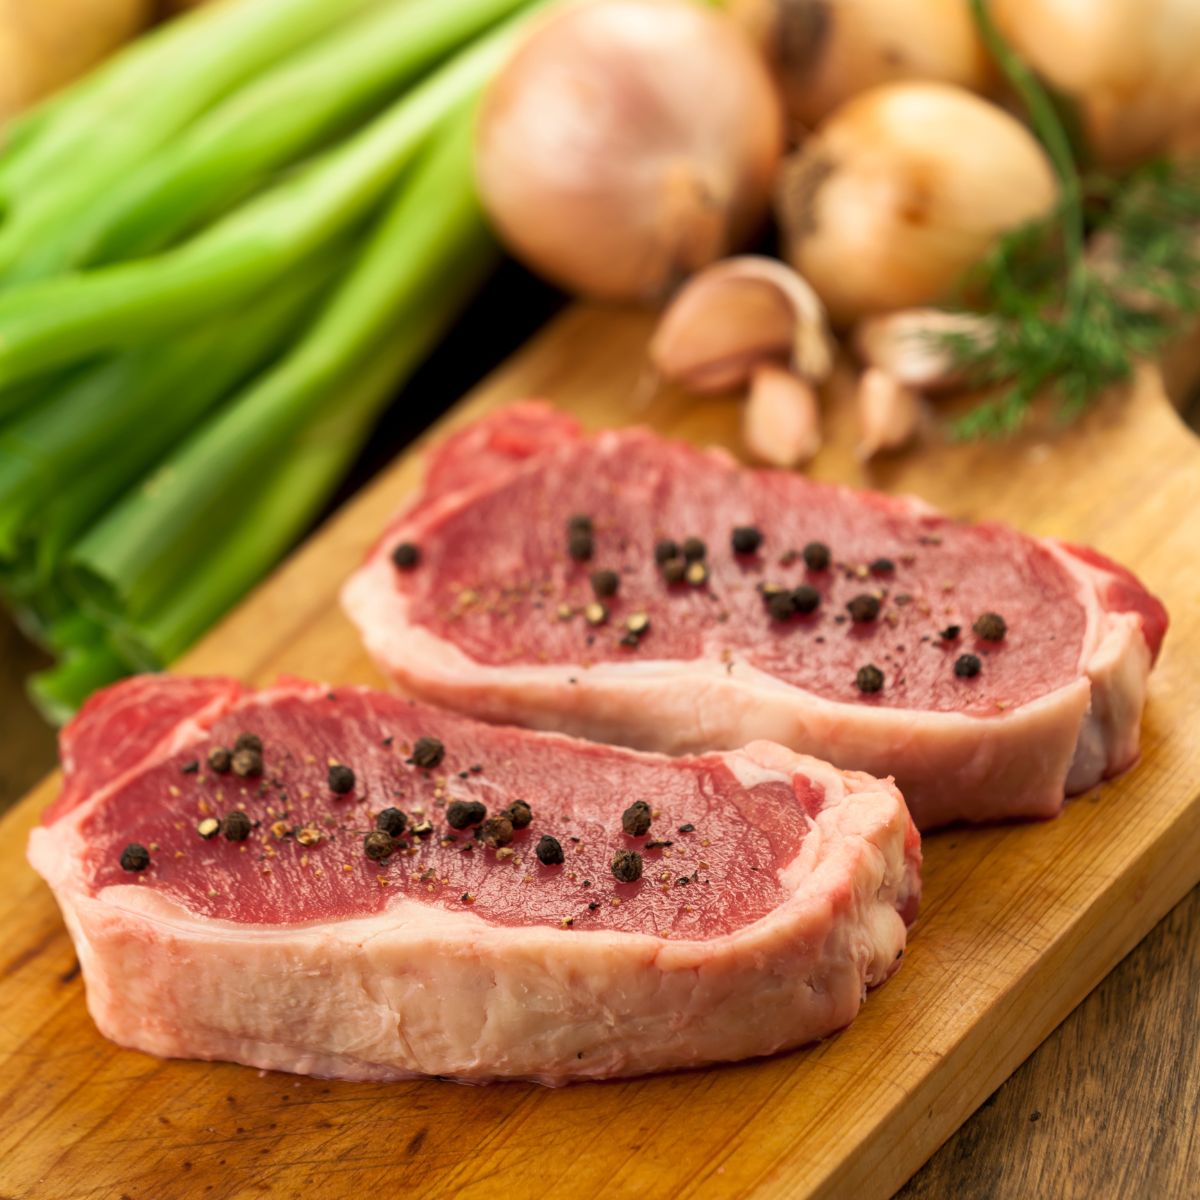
[2,486,1196,1196]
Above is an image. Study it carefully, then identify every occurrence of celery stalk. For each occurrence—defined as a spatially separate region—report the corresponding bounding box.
[0,0,384,278]
[68,107,491,624]
[28,640,132,726]
[55,0,533,273]
[0,5,542,389]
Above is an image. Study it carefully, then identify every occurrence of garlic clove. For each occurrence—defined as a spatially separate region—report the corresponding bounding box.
[650,255,835,394]
[854,308,997,391]
[856,367,922,460]
[743,363,822,467]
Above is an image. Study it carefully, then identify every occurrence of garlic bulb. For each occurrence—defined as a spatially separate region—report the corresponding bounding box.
[857,367,921,459]
[476,0,785,303]
[732,0,993,134]
[743,365,822,467]
[993,0,1200,166]
[777,82,1058,326]
[650,256,833,393]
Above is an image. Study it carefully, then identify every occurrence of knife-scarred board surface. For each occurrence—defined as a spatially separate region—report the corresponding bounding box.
[1,305,1198,1200]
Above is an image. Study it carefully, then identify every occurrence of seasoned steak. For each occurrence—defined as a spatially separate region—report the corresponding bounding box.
[29,674,919,1084]
[343,403,1167,828]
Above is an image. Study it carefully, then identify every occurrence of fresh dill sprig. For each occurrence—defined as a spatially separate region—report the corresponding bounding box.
[943,1,1200,438]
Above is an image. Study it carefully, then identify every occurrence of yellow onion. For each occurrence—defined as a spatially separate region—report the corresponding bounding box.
[777,82,1058,325]
[476,0,784,302]
[993,0,1200,166]
[732,0,993,134]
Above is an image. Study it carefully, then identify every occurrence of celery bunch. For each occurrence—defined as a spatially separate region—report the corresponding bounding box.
[0,0,546,719]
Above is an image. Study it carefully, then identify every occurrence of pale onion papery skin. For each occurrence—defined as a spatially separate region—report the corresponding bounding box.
[732,0,994,133]
[475,0,785,302]
[777,81,1059,326]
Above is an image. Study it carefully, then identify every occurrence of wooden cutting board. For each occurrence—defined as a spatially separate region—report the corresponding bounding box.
[2,305,1198,1200]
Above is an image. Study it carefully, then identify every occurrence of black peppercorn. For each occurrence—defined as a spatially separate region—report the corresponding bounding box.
[328,764,355,794]
[505,799,533,829]
[567,529,594,561]
[940,625,961,641]
[767,590,796,621]
[855,664,885,694]
[222,810,252,842]
[567,513,593,535]
[480,814,514,848]
[536,835,565,865]
[231,747,263,778]
[364,830,396,861]
[662,556,687,584]
[803,541,831,570]
[376,807,407,836]
[234,732,262,754]
[611,849,644,883]
[973,612,1007,641]
[955,653,982,678]
[681,536,707,562]
[590,569,620,598]
[410,736,445,769]
[446,799,486,829]
[621,800,652,837]
[870,558,895,575]
[731,526,763,554]
[791,584,821,614]
[119,843,150,872]
[391,541,420,570]
[847,594,882,623]
[207,746,232,774]
[654,538,680,565]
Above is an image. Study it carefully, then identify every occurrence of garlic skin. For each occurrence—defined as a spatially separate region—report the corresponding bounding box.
[732,0,993,134]
[854,309,997,391]
[650,255,834,393]
[776,82,1058,326]
[993,0,1200,166]
[743,364,822,467]
[857,368,922,460]
[476,0,784,303]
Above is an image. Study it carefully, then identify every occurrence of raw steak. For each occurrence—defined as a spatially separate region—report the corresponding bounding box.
[28,674,920,1085]
[342,403,1168,830]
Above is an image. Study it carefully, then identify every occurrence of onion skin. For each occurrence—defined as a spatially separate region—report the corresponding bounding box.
[777,82,1059,326]
[733,0,993,134]
[476,0,784,303]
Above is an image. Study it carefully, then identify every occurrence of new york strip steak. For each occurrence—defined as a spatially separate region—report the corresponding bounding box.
[29,674,919,1084]
[343,403,1168,830]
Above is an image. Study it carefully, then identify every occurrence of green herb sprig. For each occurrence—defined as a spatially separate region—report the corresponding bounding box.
[946,0,1200,438]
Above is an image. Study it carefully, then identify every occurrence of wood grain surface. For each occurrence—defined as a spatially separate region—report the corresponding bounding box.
[1,305,1199,1200]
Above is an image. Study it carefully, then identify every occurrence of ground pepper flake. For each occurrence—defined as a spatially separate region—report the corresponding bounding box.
[584,601,609,627]
[940,624,961,641]
[685,560,709,586]
[197,817,220,840]
[181,760,199,775]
